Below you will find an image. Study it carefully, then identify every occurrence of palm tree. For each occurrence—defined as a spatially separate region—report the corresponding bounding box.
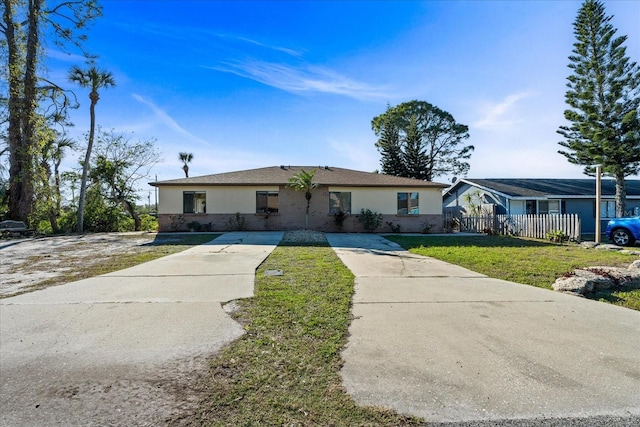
[40,135,76,233]
[287,169,318,228]
[69,65,115,233]
[179,152,193,177]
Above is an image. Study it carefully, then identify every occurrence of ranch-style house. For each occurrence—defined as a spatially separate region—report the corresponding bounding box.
[150,166,448,233]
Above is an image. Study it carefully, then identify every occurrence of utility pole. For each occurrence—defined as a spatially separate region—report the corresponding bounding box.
[595,165,601,243]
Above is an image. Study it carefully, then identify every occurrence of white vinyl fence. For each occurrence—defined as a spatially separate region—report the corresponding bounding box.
[445,214,581,241]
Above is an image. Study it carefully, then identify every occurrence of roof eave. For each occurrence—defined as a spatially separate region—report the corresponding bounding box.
[444,178,521,199]
[150,182,448,188]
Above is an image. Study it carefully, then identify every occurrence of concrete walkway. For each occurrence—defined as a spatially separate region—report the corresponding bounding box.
[0,231,283,426]
[326,233,640,423]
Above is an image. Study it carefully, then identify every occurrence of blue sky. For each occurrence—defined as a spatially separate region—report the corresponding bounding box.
[49,0,640,187]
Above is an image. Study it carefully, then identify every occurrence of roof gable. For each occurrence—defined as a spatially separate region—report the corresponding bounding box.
[151,166,448,188]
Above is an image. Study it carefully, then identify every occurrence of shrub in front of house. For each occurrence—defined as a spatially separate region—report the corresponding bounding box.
[358,209,383,233]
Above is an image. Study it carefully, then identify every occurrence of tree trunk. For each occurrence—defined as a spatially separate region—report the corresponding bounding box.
[5,0,40,224]
[76,92,98,233]
[615,172,627,218]
[40,160,59,233]
[20,0,41,223]
[5,0,21,219]
[48,206,59,234]
[305,192,311,228]
[54,159,62,214]
[121,198,140,231]
[305,205,309,228]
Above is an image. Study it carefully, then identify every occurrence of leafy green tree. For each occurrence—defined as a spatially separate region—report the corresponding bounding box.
[89,129,159,231]
[1,0,101,223]
[287,169,318,228]
[558,0,640,217]
[372,100,472,181]
[179,152,193,177]
[69,64,115,233]
[83,183,132,232]
[61,170,80,205]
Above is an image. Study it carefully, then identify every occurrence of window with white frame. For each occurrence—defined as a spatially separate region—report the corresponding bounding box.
[397,192,419,215]
[539,200,560,215]
[183,191,206,213]
[329,192,351,214]
[256,191,279,214]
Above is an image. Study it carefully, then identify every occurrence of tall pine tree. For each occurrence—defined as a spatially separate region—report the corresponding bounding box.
[558,0,640,217]
[374,105,405,176]
[403,115,429,180]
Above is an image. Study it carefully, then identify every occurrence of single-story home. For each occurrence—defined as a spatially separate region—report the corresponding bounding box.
[443,178,640,234]
[150,166,448,233]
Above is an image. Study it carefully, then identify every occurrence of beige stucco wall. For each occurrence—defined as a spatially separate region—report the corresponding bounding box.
[159,185,442,215]
[158,185,279,214]
[329,186,443,215]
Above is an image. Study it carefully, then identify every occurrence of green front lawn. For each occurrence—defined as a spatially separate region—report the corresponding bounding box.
[386,235,640,311]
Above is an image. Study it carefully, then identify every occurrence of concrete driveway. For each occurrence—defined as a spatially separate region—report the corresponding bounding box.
[0,232,283,426]
[327,233,640,424]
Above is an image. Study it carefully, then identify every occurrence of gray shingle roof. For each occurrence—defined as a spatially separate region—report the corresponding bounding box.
[150,166,448,188]
[455,178,640,198]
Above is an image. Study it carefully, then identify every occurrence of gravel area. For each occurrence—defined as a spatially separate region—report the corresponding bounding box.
[281,229,327,243]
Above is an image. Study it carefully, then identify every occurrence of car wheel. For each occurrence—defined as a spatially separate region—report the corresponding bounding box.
[611,228,635,246]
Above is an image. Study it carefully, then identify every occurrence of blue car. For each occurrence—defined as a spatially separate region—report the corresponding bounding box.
[605,217,640,246]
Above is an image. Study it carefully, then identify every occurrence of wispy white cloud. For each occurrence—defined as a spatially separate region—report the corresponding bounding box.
[132,94,211,146]
[115,21,304,59]
[226,35,304,57]
[472,91,535,130]
[210,60,391,101]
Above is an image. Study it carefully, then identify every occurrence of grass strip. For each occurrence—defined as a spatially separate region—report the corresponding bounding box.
[386,235,640,311]
[179,242,423,426]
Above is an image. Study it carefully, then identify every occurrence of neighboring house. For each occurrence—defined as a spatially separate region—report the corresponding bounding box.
[150,166,448,233]
[443,178,640,234]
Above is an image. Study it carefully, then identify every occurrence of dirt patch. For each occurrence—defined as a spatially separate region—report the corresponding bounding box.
[0,232,160,297]
[2,353,218,427]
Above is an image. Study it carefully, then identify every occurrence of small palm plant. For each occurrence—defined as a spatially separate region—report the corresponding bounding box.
[287,169,318,228]
[179,152,193,177]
